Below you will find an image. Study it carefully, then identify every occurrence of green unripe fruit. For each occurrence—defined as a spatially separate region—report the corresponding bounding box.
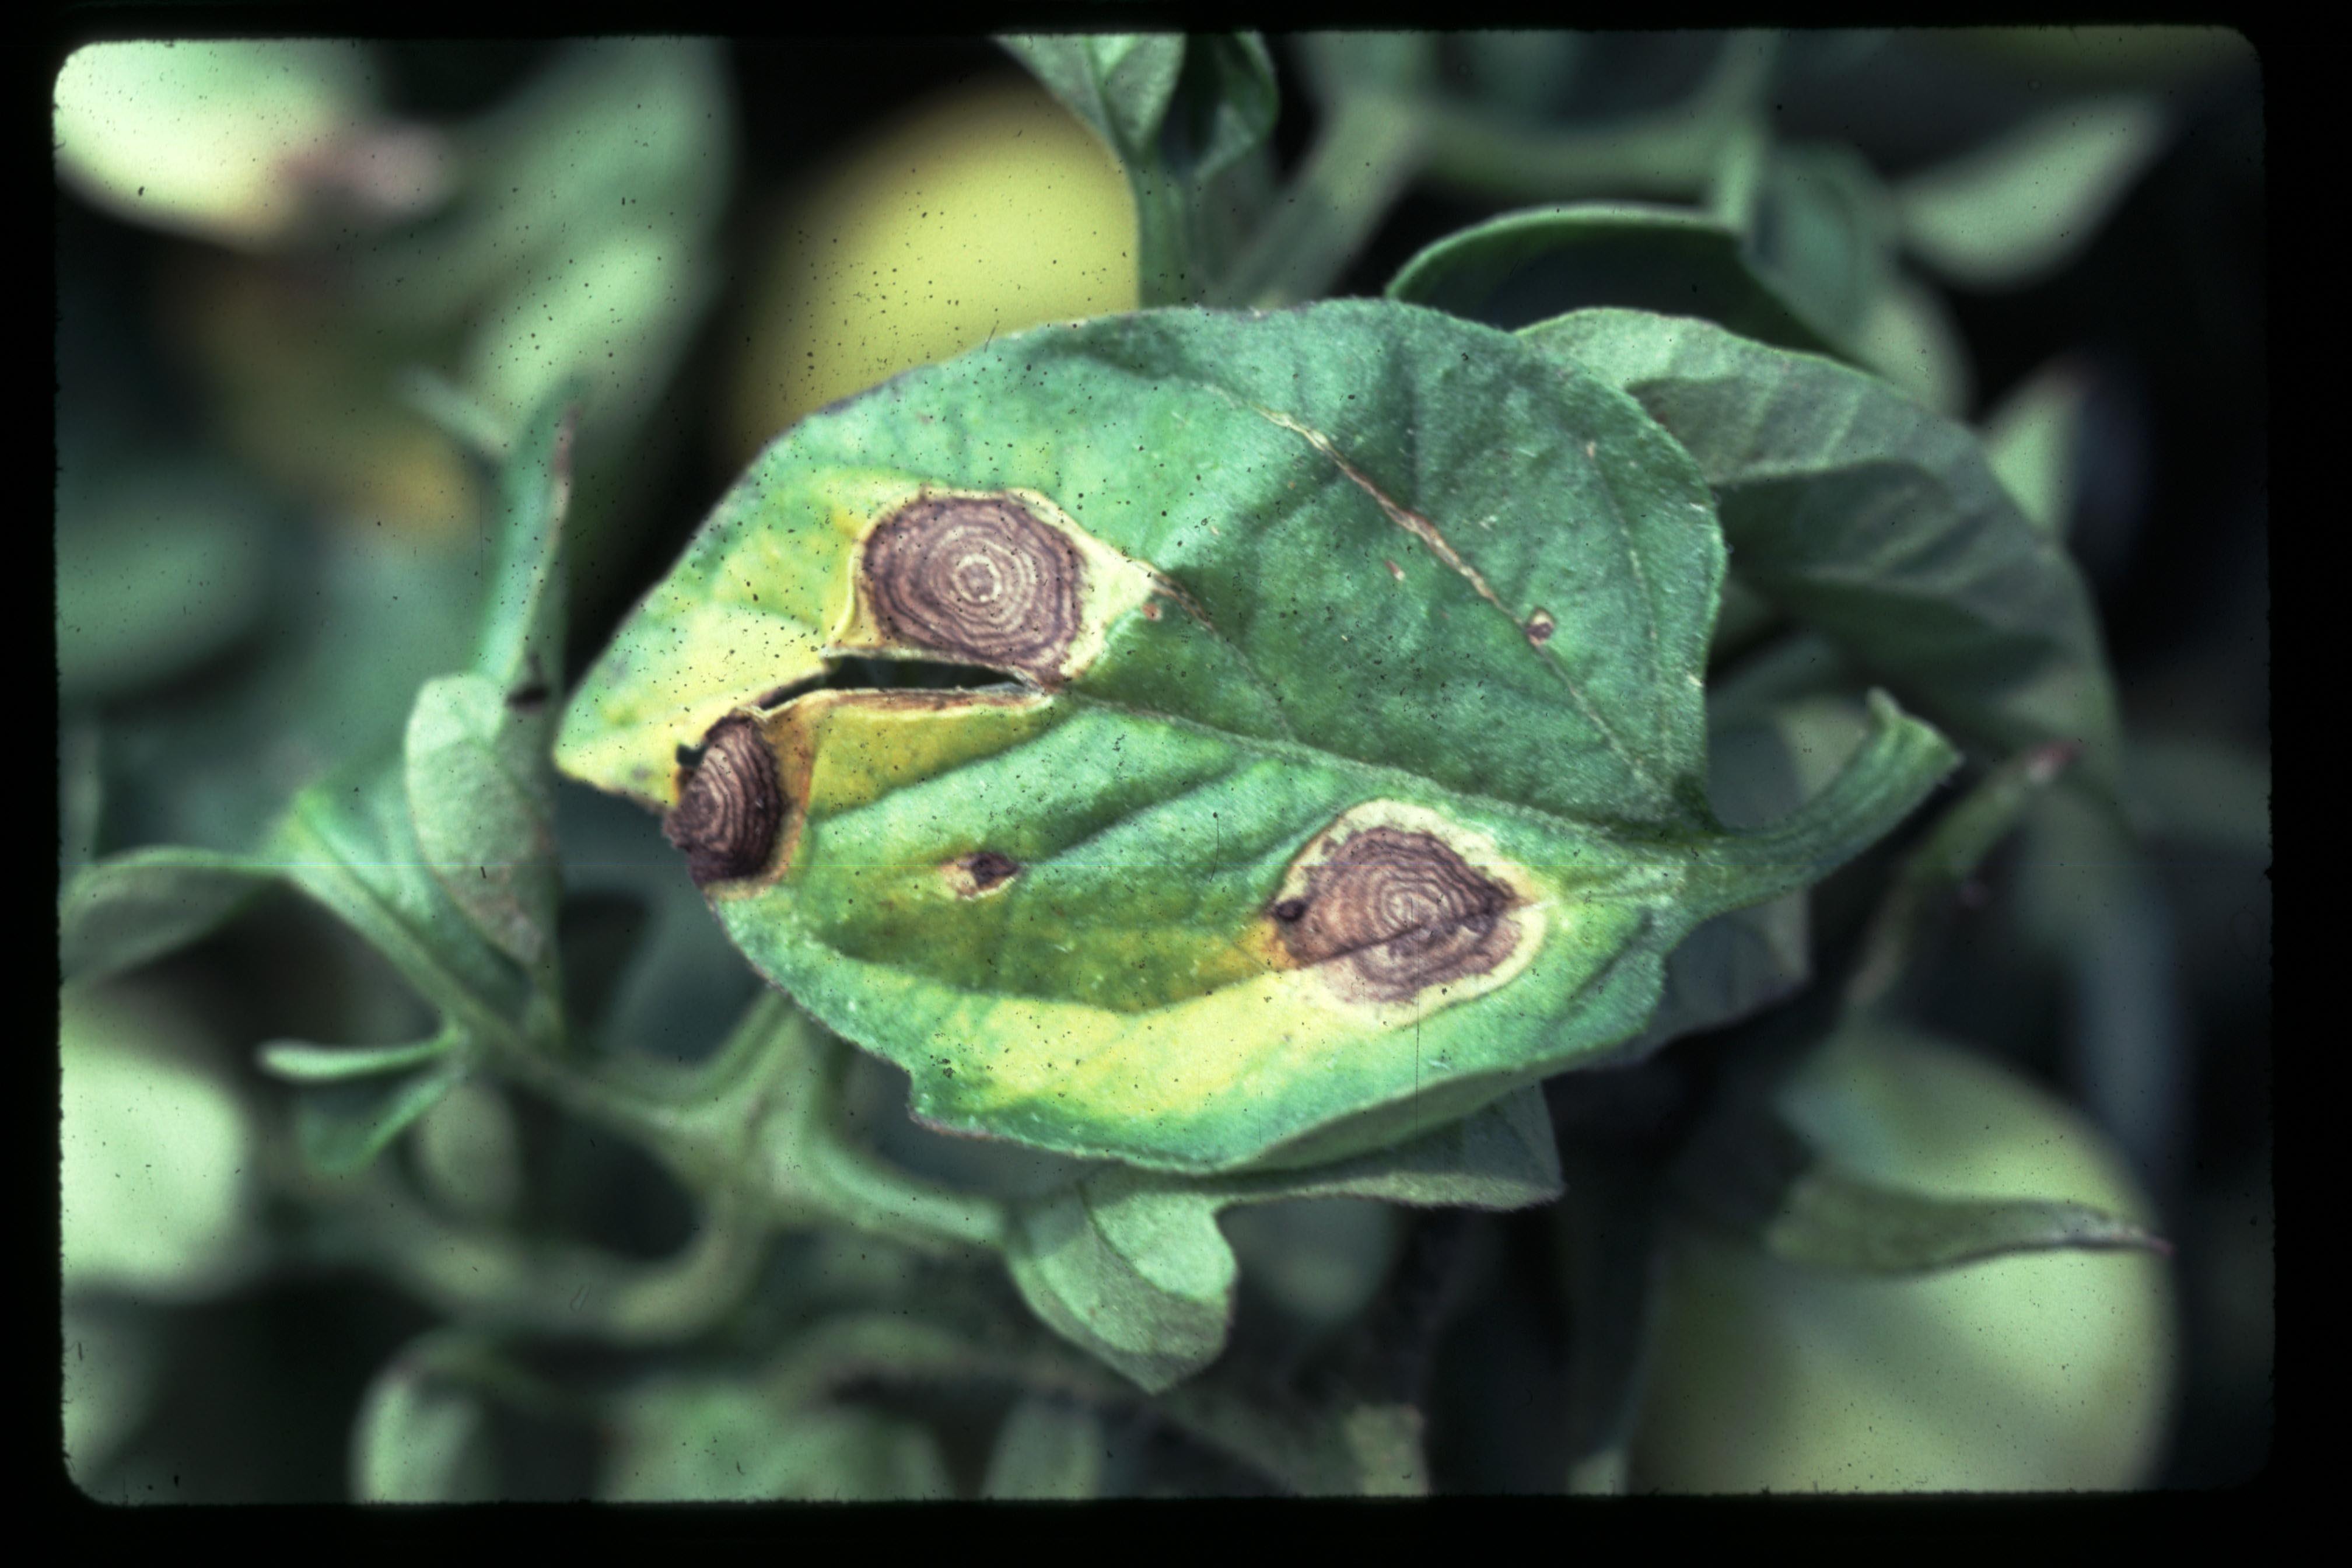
[1633,1026,2178,1492]
[722,74,1138,469]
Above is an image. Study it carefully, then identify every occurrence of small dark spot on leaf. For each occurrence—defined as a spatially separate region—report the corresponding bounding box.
[962,850,1020,892]
[506,681,550,711]
[1524,609,1556,646]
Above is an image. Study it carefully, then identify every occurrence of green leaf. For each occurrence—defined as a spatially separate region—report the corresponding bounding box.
[54,40,383,249]
[1847,738,2077,1010]
[982,1394,1106,1500]
[1007,1179,1237,1395]
[1745,143,1896,348]
[1522,307,2123,797]
[1387,203,1848,353]
[349,1342,500,1503]
[55,457,275,705]
[1675,1096,2168,1275]
[561,301,1956,1173]
[1002,34,1186,156]
[357,41,732,338]
[405,675,562,968]
[1007,1088,1562,1391]
[1744,144,1973,416]
[59,847,279,984]
[1981,356,2093,538]
[470,389,575,698]
[293,1054,470,1177]
[1896,96,2171,290]
[61,979,266,1300]
[401,388,575,970]
[1606,676,1892,1062]
[1765,1160,2173,1273]
[258,1023,464,1083]
[1297,32,1777,207]
[1002,33,1278,303]
[272,764,532,1044]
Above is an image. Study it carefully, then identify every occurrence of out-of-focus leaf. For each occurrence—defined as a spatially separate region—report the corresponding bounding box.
[1745,142,1896,351]
[1388,203,1845,351]
[1443,32,1587,121]
[1297,32,1777,205]
[58,848,278,985]
[1982,356,2094,538]
[61,979,267,1300]
[1766,1158,2172,1272]
[349,1336,502,1503]
[1221,1198,1402,1343]
[1847,738,2077,1010]
[55,460,275,705]
[1742,142,1972,416]
[1847,274,1975,417]
[1896,96,2172,290]
[99,527,488,856]
[410,1073,526,1226]
[2126,734,2270,855]
[1523,308,2124,797]
[1676,1093,2167,1274]
[156,250,485,538]
[271,760,532,1050]
[1002,33,1277,302]
[462,226,708,442]
[258,1026,464,1084]
[600,1380,953,1502]
[292,1054,470,1178]
[1007,1090,1562,1392]
[982,1394,1106,1500]
[357,41,731,337]
[242,389,579,1071]
[62,1300,169,1488]
[402,388,573,974]
[52,40,401,248]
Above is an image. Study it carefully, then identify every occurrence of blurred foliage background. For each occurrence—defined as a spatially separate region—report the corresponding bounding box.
[54,30,2264,1499]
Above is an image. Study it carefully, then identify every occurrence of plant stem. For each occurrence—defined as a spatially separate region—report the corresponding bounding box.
[1212,92,1432,310]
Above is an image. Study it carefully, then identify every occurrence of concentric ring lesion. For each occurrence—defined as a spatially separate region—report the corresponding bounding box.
[1273,825,1521,1003]
[664,715,786,887]
[859,494,1086,683]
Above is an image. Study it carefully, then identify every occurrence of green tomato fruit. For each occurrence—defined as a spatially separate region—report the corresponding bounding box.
[1632,1024,2179,1492]
[722,73,1138,468]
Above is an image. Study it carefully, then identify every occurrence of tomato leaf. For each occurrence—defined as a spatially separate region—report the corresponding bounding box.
[1523,307,2123,798]
[559,302,1957,1173]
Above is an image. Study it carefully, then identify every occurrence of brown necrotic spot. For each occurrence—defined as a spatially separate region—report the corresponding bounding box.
[861,494,1084,680]
[1274,828,1519,1003]
[1524,609,1556,646]
[664,716,785,887]
[945,849,1021,897]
